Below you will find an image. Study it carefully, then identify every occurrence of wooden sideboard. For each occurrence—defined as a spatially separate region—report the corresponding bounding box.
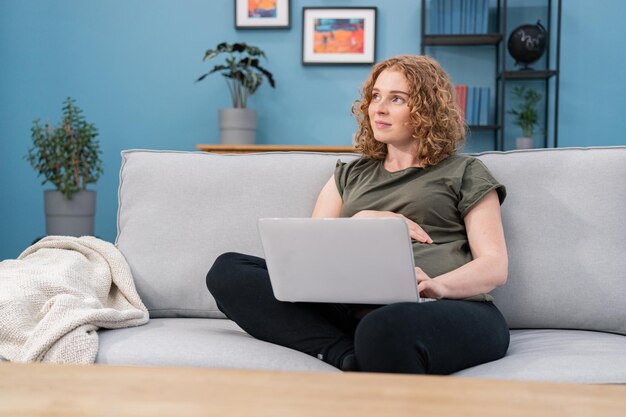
[196,144,357,154]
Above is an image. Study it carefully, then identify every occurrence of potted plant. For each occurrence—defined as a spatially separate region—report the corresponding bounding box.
[26,97,103,237]
[507,86,542,149]
[196,42,275,144]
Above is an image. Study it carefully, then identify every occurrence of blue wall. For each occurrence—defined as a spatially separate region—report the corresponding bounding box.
[1,0,625,260]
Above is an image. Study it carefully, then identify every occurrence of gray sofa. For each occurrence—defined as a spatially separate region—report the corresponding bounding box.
[96,146,626,384]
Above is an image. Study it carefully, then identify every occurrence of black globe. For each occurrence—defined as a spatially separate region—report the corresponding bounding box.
[507,21,547,69]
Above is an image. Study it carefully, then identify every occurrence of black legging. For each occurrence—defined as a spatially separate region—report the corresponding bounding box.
[206,252,510,374]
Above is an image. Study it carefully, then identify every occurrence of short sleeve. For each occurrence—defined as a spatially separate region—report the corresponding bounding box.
[458,159,506,218]
[334,159,349,197]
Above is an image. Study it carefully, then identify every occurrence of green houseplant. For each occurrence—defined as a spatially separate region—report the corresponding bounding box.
[196,42,275,144]
[26,97,103,236]
[507,86,542,149]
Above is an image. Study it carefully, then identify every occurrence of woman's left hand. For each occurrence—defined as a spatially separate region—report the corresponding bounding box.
[415,267,446,299]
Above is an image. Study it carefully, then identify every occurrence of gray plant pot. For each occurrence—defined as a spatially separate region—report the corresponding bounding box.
[219,108,256,145]
[516,137,534,150]
[44,190,96,236]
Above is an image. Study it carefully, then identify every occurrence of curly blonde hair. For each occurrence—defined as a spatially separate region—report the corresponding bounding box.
[352,55,465,166]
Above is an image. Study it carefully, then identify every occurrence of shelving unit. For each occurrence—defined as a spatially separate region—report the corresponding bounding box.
[420,0,562,150]
[422,34,502,46]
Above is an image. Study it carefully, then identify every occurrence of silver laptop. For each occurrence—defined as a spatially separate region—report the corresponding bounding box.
[257,217,423,304]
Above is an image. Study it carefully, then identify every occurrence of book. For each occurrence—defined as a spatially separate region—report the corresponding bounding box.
[451,0,461,34]
[472,86,480,125]
[430,0,440,34]
[479,87,490,125]
[474,0,482,34]
[466,0,476,34]
[460,0,466,34]
[454,84,468,123]
[466,86,475,126]
[480,0,489,33]
[443,0,452,34]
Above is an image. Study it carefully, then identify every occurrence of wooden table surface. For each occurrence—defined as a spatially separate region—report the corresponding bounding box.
[1,362,625,417]
[195,144,357,154]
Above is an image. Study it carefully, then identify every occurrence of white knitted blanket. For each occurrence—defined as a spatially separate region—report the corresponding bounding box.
[0,236,149,363]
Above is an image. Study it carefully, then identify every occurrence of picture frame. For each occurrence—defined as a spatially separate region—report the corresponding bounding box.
[235,0,290,29]
[302,7,377,65]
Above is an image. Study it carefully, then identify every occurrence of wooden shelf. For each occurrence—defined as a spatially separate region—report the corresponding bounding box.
[468,124,500,131]
[423,34,502,46]
[196,144,357,154]
[498,70,558,80]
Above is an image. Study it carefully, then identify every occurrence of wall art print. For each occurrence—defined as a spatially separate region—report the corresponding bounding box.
[302,7,377,65]
[235,0,290,29]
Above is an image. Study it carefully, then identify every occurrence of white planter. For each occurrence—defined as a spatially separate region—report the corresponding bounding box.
[44,190,96,236]
[219,108,256,145]
[516,137,534,150]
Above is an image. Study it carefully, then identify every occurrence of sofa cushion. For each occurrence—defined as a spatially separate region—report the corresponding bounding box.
[477,147,626,335]
[96,318,339,372]
[116,150,359,318]
[454,329,626,383]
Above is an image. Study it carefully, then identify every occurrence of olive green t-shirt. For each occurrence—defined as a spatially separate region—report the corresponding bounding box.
[334,154,506,279]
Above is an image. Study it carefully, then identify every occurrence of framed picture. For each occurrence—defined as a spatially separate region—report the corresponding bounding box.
[235,0,290,29]
[302,7,377,65]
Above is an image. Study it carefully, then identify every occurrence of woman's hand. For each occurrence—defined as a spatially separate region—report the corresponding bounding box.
[352,210,433,244]
[415,267,446,299]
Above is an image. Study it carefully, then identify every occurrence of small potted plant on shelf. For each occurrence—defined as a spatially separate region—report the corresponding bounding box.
[196,42,275,145]
[507,86,542,149]
[26,97,103,237]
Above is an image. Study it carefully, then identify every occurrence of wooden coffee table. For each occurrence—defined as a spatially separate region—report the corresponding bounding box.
[1,362,624,417]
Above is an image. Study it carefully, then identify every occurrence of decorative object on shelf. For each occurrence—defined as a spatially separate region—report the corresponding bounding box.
[507,86,542,149]
[507,21,547,70]
[235,0,290,29]
[302,7,377,65]
[196,42,275,144]
[26,98,103,236]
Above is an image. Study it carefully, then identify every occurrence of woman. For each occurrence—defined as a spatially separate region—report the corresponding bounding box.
[207,55,510,374]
